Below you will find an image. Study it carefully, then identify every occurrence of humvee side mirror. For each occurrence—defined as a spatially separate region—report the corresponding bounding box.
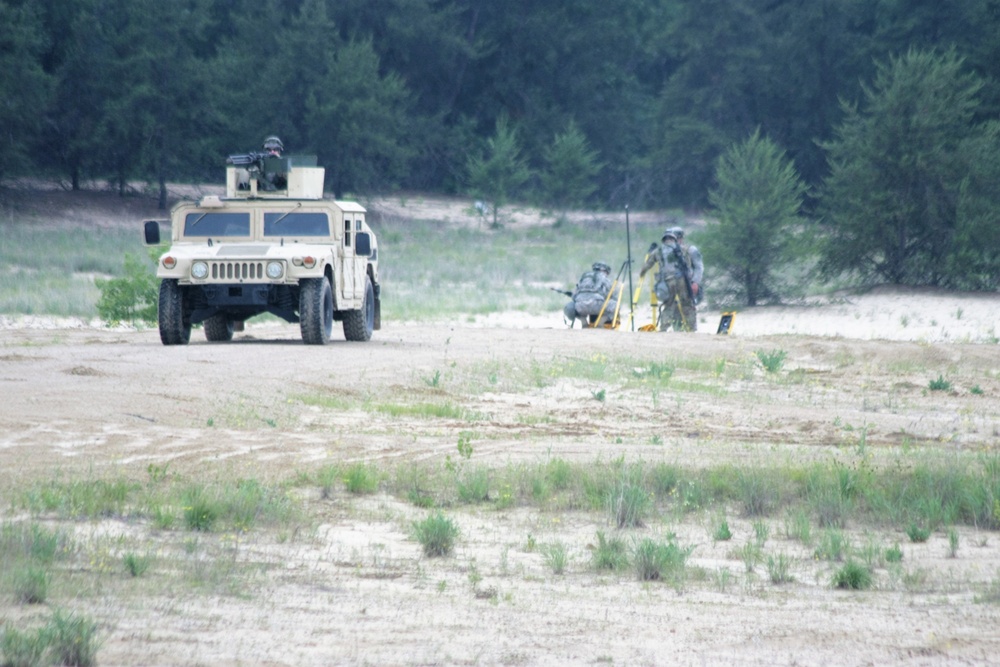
[356,231,372,256]
[143,220,162,245]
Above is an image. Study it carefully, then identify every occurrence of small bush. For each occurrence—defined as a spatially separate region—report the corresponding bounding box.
[905,522,931,543]
[413,512,459,557]
[832,561,873,590]
[815,529,849,562]
[885,544,904,563]
[607,479,650,528]
[928,375,952,391]
[543,542,569,575]
[95,251,159,325]
[47,610,100,667]
[181,486,218,532]
[633,535,693,584]
[592,531,629,571]
[456,467,491,504]
[123,552,152,577]
[343,463,379,494]
[755,348,787,373]
[1,625,48,667]
[14,566,49,604]
[713,519,732,541]
[766,553,794,584]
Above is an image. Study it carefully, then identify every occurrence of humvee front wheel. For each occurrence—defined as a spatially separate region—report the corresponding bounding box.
[343,275,374,342]
[300,277,333,345]
[158,279,191,346]
[204,314,235,342]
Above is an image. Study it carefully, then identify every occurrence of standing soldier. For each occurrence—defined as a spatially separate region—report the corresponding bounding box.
[669,225,703,327]
[638,229,696,331]
[564,262,617,328]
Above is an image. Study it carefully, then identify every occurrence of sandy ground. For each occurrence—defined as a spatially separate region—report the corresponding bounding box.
[2,286,1000,666]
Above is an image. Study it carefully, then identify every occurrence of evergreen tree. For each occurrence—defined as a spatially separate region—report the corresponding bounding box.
[704,129,807,306]
[0,1,52,182]
[539,120,602,223]
[465,114,531,228]
[818,49,984,286]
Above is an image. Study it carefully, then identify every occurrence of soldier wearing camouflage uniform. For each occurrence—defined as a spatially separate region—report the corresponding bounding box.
[564,262,617,328]
[668,226,702,330]
[638,230,696,331]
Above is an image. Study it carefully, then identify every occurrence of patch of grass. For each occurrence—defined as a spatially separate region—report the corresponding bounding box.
[543,542,569,575]
[456,467,491,504]
[412,512,459,557]
[905,522,931,543]
[752,520,770,547]
[737,468,779,517]
[606,469,650,528]
[632,535,693,584]
[755,348,787,373]
[885,543,904,563]
[784,509,813,545]
[712,518,733,542]
[591,388,606,402]
[1,623,49,667]
[316,464,341,499]
[739,542,762,573]
[13,566,49,604]
[971,384,984,395]
[766,553,794,584]
[815,529,849,562]
[832,561,873,590]
[123,551,152,577]
[928,375,952,391]
[947,527,959,558]
[47,609,100,667]
[343,463,380,495]
[592,531,629,571]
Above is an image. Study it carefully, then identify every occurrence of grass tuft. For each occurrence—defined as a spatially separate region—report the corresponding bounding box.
[412,512,459,557]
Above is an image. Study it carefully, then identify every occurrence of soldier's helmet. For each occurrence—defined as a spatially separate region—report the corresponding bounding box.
[592,262,611,273]
[668,226,685,239]
[262,136,284,154]
[661,229,678,242]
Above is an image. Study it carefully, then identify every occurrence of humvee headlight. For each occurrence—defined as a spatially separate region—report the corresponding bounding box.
[266,261,284,279]
[162,256,177,270]
[191,261,209,279]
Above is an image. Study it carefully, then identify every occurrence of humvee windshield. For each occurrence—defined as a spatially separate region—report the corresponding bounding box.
[184,212,250,237]
[263,212,330,236]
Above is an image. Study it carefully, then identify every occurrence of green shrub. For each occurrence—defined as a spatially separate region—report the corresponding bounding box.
[928,375,952,391]
[1,625,48,667]
[713,519,733,541]
[885,544,904,563]
[755,348,787,373]
[343,463,379,494]
[413,512,459,557]
[905,522,931,543]
[543,542,569,575]
[123,552,152,577]
[815,529,849,562]
[95,251,159,325]
[832,561,873,590]
[592,531,629,571]
[766,553,794,583]
[14,566,49,604]
[632,535,693,584]
[47,610,100,667]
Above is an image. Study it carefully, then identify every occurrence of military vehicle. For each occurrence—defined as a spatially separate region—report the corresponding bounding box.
[143,151,380,345]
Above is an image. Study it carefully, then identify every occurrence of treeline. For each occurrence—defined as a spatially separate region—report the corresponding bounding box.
[3,0,1000,292]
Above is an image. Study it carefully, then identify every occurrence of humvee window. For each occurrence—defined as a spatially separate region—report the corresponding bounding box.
[264,212,330,236]
[184,212,250,237]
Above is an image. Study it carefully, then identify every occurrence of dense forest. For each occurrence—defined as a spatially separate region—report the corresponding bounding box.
[2,0,999,292]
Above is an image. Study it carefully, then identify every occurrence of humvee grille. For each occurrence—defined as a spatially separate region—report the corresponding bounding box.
[210,261,266,281]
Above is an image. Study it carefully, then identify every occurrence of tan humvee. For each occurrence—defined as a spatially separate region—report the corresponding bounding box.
[143,155,380,345]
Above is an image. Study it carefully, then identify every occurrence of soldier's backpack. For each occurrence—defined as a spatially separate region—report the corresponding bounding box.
[576,270,601,294]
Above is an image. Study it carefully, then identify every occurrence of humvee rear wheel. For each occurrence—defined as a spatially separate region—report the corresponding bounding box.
[158,279,191,346]
[204,314,235,342]
[343,275,374,342]
[300,277,333,345]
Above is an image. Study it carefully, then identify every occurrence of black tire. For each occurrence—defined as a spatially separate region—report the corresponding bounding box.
[204,314,235,342]
[343,274,374,342]
[158,279,191,346]
[299,277,333,345]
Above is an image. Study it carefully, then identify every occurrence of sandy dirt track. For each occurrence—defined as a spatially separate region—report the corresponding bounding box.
[2,290,1000,666]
